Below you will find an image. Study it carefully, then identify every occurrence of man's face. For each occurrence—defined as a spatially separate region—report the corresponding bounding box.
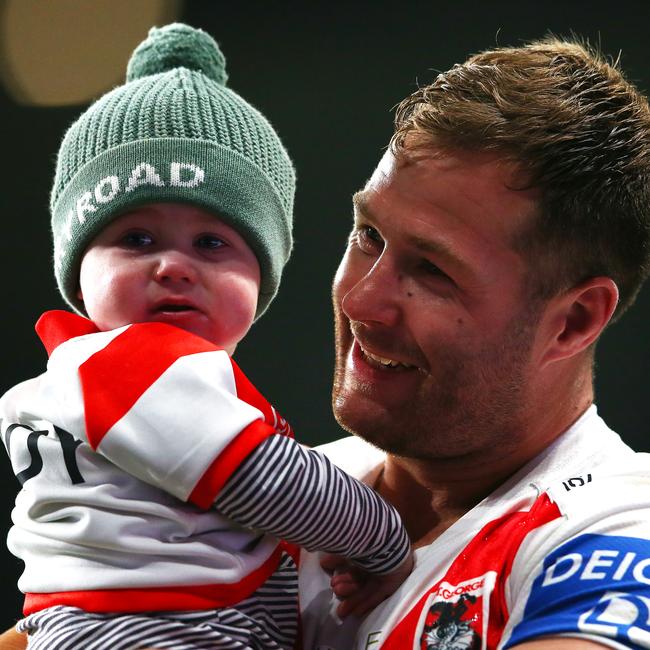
[78,202,260,354]
[332,149,543,461]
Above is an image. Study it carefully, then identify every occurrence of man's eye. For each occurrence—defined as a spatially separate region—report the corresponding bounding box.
[420,259,451,281]
[355,225,383,252]
[196,234,225,250]
[122,231,153,247]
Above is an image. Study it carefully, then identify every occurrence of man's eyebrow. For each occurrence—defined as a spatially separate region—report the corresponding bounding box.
[406,234,475,279]
[351,191,474,278]
[352,191,373,220]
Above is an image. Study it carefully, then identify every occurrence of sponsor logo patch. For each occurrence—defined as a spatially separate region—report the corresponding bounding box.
[506,534,650,648]
[579,591,650,646]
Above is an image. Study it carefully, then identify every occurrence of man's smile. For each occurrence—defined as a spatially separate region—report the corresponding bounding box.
[358,343,417,370]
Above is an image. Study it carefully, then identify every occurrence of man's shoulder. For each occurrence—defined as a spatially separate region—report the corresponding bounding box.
[502,455,650,649]
[545,450,650,518]
[520,404,640,498]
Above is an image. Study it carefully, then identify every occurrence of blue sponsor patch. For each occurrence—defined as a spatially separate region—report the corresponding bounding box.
[505,533,650,648]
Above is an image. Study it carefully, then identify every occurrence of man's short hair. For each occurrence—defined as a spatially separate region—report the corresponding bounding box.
[391,38,650,319]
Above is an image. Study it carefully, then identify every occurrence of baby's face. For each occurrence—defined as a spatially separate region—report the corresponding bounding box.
[77,202,260,354]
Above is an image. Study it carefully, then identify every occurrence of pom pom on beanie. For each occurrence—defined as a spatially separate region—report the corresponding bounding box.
[126,23,228,84]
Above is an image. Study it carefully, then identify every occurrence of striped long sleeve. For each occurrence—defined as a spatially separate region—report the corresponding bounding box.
[216,434,410,575]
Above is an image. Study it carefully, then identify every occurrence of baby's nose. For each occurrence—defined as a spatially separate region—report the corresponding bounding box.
[153,251,198,283]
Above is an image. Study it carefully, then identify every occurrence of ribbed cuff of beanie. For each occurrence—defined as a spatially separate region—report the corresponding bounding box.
[52,138,291,318]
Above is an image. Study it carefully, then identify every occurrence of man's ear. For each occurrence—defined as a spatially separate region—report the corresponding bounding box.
[539,277,619,367]
[76,287,83,302]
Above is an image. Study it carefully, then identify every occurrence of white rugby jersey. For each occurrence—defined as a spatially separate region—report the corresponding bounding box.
[300,407,650,649]
[1,310,409,621]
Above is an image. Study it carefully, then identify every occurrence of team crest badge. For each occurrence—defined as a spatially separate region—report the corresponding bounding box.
[415,573,496,649]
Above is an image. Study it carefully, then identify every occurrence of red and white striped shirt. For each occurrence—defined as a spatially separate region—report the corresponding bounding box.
[1,310,409,624]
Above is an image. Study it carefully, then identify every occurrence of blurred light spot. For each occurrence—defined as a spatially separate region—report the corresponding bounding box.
[0,0,182,106]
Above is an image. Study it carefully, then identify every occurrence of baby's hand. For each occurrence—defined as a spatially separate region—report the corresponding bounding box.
[320,550,414,619]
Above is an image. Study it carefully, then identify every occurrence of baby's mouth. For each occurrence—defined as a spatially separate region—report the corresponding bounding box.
[155,304,197,313]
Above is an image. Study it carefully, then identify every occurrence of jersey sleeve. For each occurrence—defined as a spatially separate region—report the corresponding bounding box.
[35,312,285,506]
[502,469,650,649]
[215,433,411,575]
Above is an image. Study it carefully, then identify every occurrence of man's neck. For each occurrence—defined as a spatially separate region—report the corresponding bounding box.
[375,454,507,548]
[375,394,594,548]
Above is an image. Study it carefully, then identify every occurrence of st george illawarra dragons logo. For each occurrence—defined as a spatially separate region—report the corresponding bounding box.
[419,594,482,649]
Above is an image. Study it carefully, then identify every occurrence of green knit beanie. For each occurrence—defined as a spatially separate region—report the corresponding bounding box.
[50,23,295,318]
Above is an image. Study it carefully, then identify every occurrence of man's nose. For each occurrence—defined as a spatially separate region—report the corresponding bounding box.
[153,250,198,284]
[340,256,401,327]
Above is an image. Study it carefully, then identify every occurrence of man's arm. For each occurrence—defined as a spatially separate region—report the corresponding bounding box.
[0,629,26,649]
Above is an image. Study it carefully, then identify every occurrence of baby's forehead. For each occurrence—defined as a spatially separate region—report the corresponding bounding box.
[115,201,222,221]
[107,202,233,230]
[86,202,250,249]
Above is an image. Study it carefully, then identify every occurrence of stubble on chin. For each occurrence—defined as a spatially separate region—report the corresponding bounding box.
[331,311,538,463]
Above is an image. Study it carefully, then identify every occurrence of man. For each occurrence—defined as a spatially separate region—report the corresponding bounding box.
[2,36,650,650]
[299,38,650,649]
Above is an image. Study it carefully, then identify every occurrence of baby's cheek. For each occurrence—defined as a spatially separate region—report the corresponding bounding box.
[83,271,138,331]
[218,285,258,347]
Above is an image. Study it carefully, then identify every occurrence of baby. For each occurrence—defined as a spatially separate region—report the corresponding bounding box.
[0,23,411,650]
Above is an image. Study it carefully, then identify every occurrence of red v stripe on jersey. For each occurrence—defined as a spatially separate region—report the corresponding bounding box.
[79,322,216,449]
[380,493,561,650]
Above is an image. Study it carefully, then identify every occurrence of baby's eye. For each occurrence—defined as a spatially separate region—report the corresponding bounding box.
[195,234,226,250]
[121,231,153,247]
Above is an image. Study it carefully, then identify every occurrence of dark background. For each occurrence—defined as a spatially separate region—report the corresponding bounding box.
[0,0,648,631]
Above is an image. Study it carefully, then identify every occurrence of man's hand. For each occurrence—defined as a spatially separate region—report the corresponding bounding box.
[0,628,26,650]
[320,550,414,619]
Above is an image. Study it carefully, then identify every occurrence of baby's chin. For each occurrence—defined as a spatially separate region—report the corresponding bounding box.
[93,312,239,354]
